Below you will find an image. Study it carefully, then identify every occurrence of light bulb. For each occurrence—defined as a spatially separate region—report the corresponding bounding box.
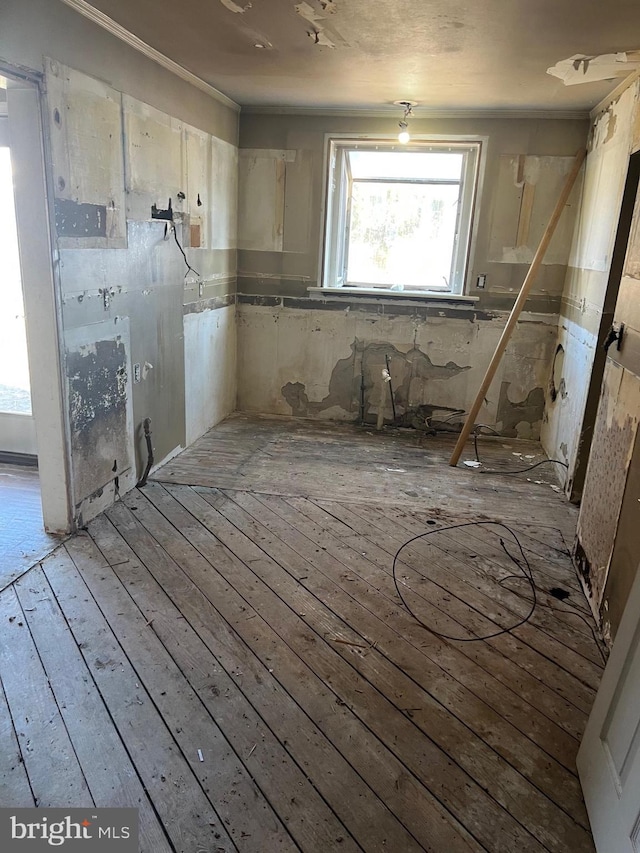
[398,129,410,144]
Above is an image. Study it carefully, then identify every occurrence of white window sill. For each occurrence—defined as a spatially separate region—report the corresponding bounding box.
[307,286,479,304]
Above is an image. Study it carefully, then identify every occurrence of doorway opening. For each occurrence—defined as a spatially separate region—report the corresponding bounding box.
[0,90,36,462]
[0,65,72,585]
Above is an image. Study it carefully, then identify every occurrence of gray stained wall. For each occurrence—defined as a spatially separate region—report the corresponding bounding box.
[1,0,239,528]
[236,112,588,436]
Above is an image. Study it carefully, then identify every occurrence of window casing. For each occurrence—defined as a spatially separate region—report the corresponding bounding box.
[322,138,482,295]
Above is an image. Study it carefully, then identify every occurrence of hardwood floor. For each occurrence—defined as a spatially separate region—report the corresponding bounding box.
[0,463,60,589]
[0,416,600,852]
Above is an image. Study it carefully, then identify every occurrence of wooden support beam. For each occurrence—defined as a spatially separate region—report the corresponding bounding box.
[449,147,586,468]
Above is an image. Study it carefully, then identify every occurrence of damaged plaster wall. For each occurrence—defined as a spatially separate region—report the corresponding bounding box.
[1,0,239,528]
[236,112,587,434]
[541,83,637,483]
[544,78,640,641]
[237,300,558,437]
[558,82,640,641]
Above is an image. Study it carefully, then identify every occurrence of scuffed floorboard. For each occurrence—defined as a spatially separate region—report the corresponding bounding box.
[0,464,61,589]
[153,413,578,540]
[0,415,597,851]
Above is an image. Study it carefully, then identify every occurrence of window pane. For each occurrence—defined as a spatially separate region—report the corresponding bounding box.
[347,181,460,289]
[348,150,463,181]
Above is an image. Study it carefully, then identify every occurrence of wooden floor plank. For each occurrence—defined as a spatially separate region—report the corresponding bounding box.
[64,534,296,853]
[0,585,92,807]
[407,509,587,603]
[149,482,579,853]
[199,487,591,845]
[382,510,600,651]
[14,559,173,853]
[43,546,238,853]
[0,464,60,590]
[2,414,598,852]
[226,489,583,776]
[0,674,35,807]
[152,415,578,537]
[385,528,603,674]
[118,487,484,853]
[88,511,363,853]
[306,497,593,733]
[331,500,598,715]
[349,503,602,689]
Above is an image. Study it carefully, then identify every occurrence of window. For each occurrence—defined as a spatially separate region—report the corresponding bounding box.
[322,139,481,295]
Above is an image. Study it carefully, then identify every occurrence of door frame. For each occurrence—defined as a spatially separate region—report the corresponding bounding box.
[2,61,72,533]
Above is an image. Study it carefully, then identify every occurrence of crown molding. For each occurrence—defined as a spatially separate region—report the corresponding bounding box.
[240,105,590,120]
[59,0,239,112]
[590,70,640,120]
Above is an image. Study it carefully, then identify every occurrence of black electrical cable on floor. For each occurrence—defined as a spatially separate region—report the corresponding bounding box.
[470,424,569,476]
[479,458,569,476]
[392,520,537,642]
[393,519,608,659]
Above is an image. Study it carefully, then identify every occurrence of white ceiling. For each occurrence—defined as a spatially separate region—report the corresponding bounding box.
[80,0,640,112]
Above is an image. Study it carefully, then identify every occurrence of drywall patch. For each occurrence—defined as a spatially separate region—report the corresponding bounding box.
[55,199,107,238]
[497,382,545,437]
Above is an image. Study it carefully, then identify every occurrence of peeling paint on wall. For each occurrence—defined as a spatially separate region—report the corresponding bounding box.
[66,333,133,507]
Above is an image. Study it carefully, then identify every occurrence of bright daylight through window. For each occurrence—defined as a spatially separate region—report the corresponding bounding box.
[323,140,481,295]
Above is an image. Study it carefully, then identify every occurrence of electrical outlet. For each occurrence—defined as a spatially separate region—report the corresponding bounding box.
[476,273,487,289]
[133,363,141,383]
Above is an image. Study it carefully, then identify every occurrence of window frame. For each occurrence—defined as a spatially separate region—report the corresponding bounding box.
[321,136,484,296]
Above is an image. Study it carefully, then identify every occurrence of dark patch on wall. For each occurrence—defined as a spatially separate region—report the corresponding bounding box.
[497,382,545,436]
[183,293,237,314]
[67,338,130,503]
[237,294,282,307]
[55,198,107,238]
[238,291,498,322]
[281,339,470,420]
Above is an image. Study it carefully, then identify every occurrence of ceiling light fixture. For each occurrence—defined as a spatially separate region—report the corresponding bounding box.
[394,100,417,144]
